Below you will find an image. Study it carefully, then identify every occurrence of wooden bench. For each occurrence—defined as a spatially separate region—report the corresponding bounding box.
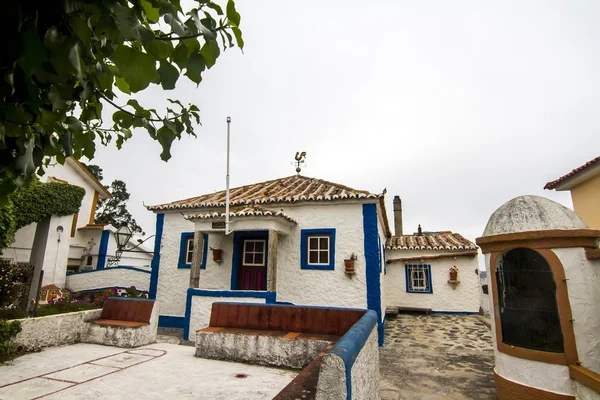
[83,297,159,348]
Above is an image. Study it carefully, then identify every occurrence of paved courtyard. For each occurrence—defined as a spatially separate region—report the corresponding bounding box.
[0,342,296,400]
[380,314,496,400]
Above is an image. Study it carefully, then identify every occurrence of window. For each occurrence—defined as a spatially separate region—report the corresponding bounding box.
[496,248,563,353]
[178,232,208,269]
[185,237,194,264]
[86,255,93,266]
[300,229,336,270]
[243,240,266,266]
[405,264,432,293]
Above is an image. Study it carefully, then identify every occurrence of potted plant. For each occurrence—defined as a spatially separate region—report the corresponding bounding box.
[449,266,458,281]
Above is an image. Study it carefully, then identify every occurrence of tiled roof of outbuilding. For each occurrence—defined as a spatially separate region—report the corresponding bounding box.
[544,155,600,189]
[147,175,382,210]
[184,206,298,224]
[385,232,477,251]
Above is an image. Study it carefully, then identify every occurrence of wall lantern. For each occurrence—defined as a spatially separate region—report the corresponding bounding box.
[344,253,357,275]
[107,225,156,267]
[211,248,223,264]
[114,225,133,249]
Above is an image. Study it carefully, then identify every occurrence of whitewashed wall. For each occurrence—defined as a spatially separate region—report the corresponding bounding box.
[554,247,600,375]
[156,212,200,316]
[66,267,150,292]
[350,328,381,399]
[384,249,480,312]
[276,202,369,308]
[188,295,266,335]
[479,274,491,315]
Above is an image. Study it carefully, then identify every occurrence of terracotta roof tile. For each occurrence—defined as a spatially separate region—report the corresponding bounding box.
[544,156,600,189]
[147,175,382,210]
[185,206,298,224]
[385,232,477,251]
[77,223,108,231]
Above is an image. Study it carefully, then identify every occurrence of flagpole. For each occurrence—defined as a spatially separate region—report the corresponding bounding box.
[225,116,231,235]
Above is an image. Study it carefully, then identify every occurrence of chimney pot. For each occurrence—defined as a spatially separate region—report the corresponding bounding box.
[393,196,403,236]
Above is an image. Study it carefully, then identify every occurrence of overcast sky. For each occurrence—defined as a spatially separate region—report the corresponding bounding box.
[92,0,600,252]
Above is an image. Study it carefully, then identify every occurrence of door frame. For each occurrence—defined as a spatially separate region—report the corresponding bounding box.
[230,230,269,290]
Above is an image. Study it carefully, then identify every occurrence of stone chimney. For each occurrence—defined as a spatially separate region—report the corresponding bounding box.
[393,196,403,236]
[418,224,422,236]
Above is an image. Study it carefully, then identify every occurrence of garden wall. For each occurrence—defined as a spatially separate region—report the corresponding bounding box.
[12,309,102,352]
[65,266,150,292]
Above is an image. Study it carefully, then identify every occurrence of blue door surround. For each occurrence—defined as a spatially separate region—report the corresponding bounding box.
[363,203,384,346]
[230,230,269,290]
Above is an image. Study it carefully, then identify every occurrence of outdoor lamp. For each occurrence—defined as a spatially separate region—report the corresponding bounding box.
[115,225,133,250]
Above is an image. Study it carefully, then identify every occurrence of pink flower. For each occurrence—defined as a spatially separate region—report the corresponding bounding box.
[130,286,136,290]
[103,295,109,301]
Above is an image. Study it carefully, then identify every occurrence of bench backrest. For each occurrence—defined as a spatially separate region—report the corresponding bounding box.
[209,303,365,336]
[101,298,154,323]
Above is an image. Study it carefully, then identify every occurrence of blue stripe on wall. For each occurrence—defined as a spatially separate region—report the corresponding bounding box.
[148,213,165,300]
[96,230,111,270]
[363,203,384,346]
[159,315,186,328]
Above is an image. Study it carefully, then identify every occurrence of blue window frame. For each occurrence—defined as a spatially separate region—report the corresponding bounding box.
[300,228,336,270]
[178,232,208,269]
[405,264,433,293]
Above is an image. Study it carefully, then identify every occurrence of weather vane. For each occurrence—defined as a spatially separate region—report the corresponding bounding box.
[292,151,307,174]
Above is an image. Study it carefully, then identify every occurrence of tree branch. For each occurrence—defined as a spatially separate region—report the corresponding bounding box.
[96,91,184,123]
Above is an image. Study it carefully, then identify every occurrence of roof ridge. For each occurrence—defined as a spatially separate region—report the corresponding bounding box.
[545,155,600,189]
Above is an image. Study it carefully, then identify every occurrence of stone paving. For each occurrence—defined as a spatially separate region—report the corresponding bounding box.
[380,314,496,400]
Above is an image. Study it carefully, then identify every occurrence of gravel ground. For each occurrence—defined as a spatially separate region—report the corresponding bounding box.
[380,314,496,400]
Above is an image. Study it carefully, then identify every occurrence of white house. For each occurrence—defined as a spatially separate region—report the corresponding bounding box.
[147,175,389,344]
[146,174,481,344]
[3,158,152,291]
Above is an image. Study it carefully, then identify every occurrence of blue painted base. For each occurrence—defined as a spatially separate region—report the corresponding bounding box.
[159,315,185,329]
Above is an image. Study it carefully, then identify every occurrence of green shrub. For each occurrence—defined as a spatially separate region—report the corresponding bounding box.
[37,302,97,317]
[0,319,22,363]
[0,308,28,320]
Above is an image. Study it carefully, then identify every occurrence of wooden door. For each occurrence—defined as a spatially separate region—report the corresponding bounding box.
[238,239,267,291]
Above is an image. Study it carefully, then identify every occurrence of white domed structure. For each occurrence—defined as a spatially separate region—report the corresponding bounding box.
[482,195,587,237]
[477,195,600,400]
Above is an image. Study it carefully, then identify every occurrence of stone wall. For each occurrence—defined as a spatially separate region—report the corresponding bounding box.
[12,309,102,352]
[65,266,150,292]
[316,310,380,400]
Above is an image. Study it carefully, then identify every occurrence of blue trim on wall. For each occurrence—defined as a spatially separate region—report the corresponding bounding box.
[96,230,111,270]
[75,286,146,293]
[148,213,164,300]
[68,266,151,275]
[230,231,268,290]
[405,264,433,294]
[300,228,336,270]
[363,203,384,346]
[159,315,186,328]
[178,232,208,269]
[328,309,378,400]
[183,289,277,340]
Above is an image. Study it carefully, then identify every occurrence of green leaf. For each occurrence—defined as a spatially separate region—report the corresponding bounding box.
[140,0,160,23]
[14,139,36,176]
[206,3,223,15]
[68,43,84,82]
[232,27,244,49]
[70,17,91,46]
[199,40,219,69]
[185,53,205,84]
[114,3,155,42]
[113,110,133,128]
[111,45,159,92]
[173,43,189,69]
[144,40,172,60]
[156,125,175,161]
[114,76,131,94]
[226,0,241,27]
[19,28,47,75]
[158,61,179,90]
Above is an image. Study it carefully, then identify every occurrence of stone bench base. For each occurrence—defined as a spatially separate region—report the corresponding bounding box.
[195,327,338,369]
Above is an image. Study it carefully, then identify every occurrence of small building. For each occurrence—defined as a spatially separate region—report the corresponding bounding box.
[147,175,389,344]
[39,284,67,304]
[545,155,600,229]
[384,197,480,314]
[477,195,600,400]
